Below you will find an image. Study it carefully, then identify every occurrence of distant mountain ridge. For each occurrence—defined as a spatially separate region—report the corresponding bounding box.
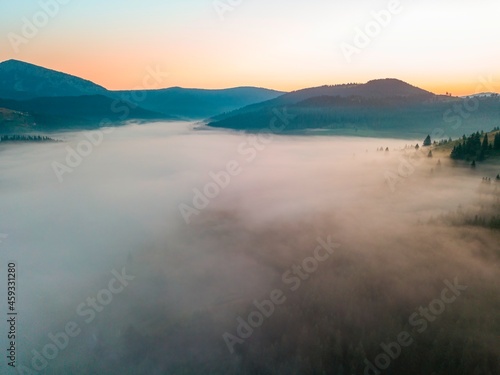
[0,59,285,132]
[2,60,498,139]
[278,78,433,103]
[208,78,435,124]
[208,79,500,138]
[113,86,284,119]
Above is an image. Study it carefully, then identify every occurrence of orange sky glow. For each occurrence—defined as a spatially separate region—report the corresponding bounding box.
[1,0,499,96]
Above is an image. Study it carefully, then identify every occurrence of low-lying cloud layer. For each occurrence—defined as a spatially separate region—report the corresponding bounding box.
[0,122,498,375]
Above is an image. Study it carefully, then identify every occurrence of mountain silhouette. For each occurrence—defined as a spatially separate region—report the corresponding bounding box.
[208,80,500,138]
[276,78,433,104]
[0,59,109,99]
[2,61,498,138]
[113,86,284,119]
[0,60,285,128]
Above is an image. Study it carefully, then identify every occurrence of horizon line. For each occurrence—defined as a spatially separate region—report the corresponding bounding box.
[1,58,499,97]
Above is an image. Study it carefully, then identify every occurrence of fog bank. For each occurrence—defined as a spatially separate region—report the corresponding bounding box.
[0,122,498,375]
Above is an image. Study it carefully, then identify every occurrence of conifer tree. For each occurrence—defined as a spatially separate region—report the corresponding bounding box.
[423,135,432,147]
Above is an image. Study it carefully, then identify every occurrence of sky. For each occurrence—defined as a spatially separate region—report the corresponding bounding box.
[0,0,499,95]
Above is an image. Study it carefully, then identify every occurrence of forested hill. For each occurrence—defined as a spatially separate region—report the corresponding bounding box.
[208,80,500,139]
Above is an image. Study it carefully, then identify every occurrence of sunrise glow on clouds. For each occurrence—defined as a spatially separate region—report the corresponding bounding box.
[1,0,499,95]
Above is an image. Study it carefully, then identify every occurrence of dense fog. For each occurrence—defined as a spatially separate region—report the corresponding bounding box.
[0,122,498,375]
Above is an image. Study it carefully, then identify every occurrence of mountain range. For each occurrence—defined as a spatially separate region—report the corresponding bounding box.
[0,59,283,133]
[1,59,499,138]
[208,79,500,138]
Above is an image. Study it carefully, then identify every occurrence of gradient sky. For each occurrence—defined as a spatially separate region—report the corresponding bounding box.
[1,0,499,95]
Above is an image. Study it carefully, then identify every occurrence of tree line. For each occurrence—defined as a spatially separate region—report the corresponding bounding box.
[450,130,500,162]
[0,135,61,143]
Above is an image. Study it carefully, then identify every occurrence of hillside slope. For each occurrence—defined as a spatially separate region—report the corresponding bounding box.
[0,59,109,100]
[208,80,500,139]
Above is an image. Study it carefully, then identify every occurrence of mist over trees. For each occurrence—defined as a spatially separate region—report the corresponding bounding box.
[2,123,497,375]
[0,134,60,143]
[450,130,500,162]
